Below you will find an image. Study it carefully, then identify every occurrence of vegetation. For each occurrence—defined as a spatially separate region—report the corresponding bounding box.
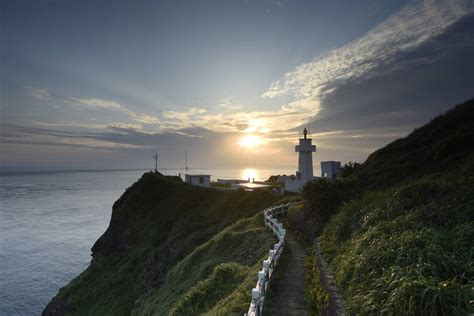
[287,179,348,242]
[44,172,280,315]
[305,246,330,314]
[134,214,275,315]
[339,161,360,179]
[302,99,474,315]
[346,99,474,190]
[321,175,474,314]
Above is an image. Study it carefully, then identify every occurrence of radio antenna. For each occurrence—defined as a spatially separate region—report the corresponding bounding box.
[153,152,159,172]
[185,148,189,172]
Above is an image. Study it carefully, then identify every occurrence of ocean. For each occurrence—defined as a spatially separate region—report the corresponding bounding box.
[0,168,297,315]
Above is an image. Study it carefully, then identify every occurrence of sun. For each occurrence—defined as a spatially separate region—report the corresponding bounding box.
[242,168,258,182]
[238,134,262,149]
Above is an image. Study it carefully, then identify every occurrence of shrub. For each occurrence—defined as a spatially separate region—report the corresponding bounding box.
[300,178,347,239]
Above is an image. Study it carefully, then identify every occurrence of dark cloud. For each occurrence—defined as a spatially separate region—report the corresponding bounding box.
[308,14,474,135]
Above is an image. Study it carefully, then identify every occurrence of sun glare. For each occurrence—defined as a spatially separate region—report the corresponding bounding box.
[238,134,262,149]
[242,168,258,182]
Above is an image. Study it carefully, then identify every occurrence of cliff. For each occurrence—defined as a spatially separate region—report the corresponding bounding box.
[43,172,279,315]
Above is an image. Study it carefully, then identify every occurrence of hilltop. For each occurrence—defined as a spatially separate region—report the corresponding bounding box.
[43,172,280,315]
[348,99,474,189]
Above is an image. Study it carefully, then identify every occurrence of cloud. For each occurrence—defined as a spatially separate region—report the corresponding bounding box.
[310,13,474,132]
[70,97,161,124]
[0,123,143,150]
[107,123,145,134]
[217,97,243,111]
[166,1,470,141]
[70,98,122,110]
[26,86,50,100]
[263,0,473,101]
[159,95,321,135]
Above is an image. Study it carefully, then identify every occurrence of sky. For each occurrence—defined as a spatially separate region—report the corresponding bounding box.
[1,0,473,172]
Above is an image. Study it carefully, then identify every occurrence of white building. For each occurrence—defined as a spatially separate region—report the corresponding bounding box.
[321,161,341,180]
[285,128,316,192]
[184,174,211,187]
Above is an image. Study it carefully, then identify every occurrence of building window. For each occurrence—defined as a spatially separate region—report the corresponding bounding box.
[199,177,204,184]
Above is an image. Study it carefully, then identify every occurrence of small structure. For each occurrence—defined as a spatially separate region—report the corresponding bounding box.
[184,174,211,187]
[285,128,316,192]
[321,161,341,181]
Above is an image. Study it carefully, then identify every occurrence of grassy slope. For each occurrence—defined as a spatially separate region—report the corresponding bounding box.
[321,175,473,314]
[315,100,474,314]
[347,99,474,190]
[134,214,274,315]
[45,172,279,315]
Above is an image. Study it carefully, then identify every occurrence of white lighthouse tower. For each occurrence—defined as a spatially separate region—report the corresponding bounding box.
[285,128,316,192]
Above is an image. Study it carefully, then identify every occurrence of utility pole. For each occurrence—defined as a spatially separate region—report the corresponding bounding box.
[153,152,159,173]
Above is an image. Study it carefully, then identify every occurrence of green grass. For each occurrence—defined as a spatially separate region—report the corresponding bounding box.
[319,175,474,315]
[134,214,275,315]
[347,99,474,190]
[304,246,329,315]
[44,172,280,315]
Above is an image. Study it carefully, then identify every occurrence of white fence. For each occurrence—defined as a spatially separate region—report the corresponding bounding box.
[245,201,298,316]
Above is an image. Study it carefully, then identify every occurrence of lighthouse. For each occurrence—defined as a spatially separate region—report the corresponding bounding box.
[285,128,316,192]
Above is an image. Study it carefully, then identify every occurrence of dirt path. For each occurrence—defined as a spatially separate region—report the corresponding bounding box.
[264,232,309,316]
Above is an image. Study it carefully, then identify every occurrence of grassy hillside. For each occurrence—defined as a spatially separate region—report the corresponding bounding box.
[302,99,474,315]
[43,172,279,315]
[348,99,474,189]
[321,174,473,314]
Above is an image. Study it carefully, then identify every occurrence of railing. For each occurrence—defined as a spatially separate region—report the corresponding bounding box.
[245,201,298,316]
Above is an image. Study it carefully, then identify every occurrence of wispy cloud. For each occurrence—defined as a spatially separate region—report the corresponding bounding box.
[25,86,50,100]
[217,97,243,111]
[70,97,161,124]
[70,98,123,110]
[262,0,472,101]
[0,123,144,150]
[159,95,321,135]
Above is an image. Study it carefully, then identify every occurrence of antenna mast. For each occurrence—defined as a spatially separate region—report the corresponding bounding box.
[185,148,189,172]
[153,152,159,172]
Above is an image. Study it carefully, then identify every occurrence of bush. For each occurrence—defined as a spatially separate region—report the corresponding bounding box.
[300,178,347,239]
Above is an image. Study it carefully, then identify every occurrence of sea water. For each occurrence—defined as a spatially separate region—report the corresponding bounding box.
[0,168,301,315]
